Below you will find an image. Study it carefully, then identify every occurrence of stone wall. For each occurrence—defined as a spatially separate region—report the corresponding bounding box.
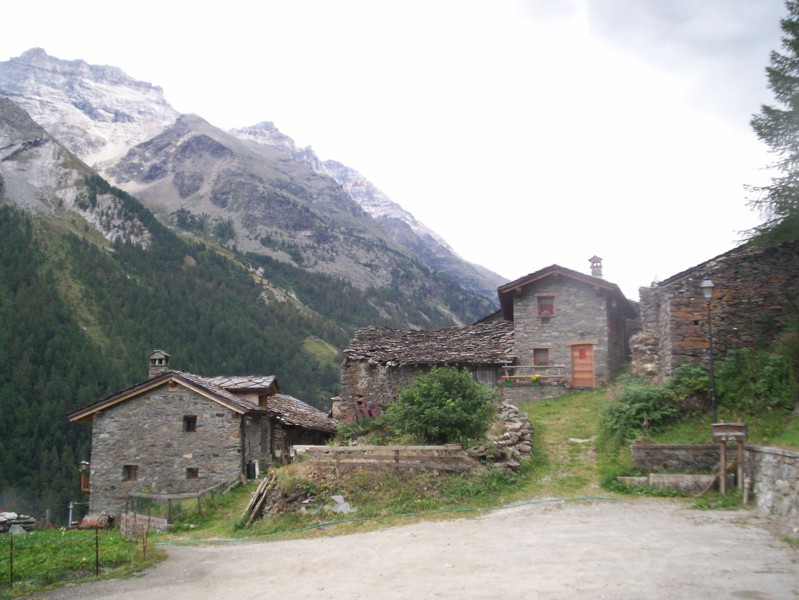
[632,442,799,535]
[500,383,572,403]
[512,278,614,384]
[89,384,244,516]
[747,445,799,534]
[636,240,799,379]
[337,360,425,420]
[631,444,720,473]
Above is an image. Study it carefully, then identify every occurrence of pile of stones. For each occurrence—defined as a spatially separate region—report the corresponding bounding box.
[0,512,36,533]
[469,401,534,471]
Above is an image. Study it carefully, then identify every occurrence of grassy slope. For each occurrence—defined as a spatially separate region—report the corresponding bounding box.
[647,408,799,448]
[516,390,609,499]
[164,389,618,545]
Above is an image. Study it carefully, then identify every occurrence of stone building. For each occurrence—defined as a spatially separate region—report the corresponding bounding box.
[634,239,799,380]
[335,318,514,421]
[67,351,337,517]
[337,259,637,415]
[497,261,637,388]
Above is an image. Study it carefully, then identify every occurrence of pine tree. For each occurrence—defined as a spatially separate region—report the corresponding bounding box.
[750,0,799,242]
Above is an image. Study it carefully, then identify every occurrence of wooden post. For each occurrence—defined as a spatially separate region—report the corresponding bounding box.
[737,440,745,492]
[712,423,747,496]
[719,441,727,495]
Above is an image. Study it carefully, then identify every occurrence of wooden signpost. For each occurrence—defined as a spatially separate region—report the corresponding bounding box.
[712,423,748,495]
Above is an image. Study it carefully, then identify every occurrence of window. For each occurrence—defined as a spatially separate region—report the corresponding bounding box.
[537,296,555,324]
[183,415,197,432]
[123,465,138,481]
[186,468,199,479]
[533,348,550,366]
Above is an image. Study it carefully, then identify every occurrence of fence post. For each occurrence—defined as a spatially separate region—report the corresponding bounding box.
[9,534,13,589]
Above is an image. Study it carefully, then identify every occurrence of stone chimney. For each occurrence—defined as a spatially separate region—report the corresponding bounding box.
[589,256,603,279]
[148,349,170,378]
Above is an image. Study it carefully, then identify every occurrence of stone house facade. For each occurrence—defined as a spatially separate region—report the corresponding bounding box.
[337,259,637,415]
[497,262,637,389]
[633,239,799,380]
[67,351,337,517]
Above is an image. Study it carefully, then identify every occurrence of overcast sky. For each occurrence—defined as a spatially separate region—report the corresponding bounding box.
[1,0,788,298]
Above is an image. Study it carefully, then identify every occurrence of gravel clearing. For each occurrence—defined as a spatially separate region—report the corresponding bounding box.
[40,498,799,600]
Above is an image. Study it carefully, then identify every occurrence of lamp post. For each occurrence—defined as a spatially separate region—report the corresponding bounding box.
[701,279,717,423]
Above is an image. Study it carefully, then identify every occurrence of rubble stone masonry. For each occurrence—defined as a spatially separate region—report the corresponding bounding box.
[513,279,611,383]
[637,240,799,379]
[89,384,243,516]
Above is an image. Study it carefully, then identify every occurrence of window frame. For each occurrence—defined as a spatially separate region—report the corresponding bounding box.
[183,415,198,432]
[123,464,138,481]
[536,295,555,324]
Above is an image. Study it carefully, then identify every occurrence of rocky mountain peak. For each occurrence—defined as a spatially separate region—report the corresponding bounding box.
[0,48,178,168]
[230,122,325,173]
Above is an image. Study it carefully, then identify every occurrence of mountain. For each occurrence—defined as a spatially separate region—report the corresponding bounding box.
[0,49,504,522]
[0,47,178,167]
[0,96,353,522]
[230,122,506,297]
[1,48,503,303]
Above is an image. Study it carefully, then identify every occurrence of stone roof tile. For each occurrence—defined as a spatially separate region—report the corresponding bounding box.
[344,319,515,366]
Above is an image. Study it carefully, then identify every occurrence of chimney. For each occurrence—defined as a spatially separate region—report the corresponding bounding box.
[148,350,170,378]
[589,256,603,278]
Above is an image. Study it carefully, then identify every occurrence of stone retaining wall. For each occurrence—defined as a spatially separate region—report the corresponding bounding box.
[500,384,571,403]
[746,445,799,534]
[631,444,720,473]
[632,443,799,535]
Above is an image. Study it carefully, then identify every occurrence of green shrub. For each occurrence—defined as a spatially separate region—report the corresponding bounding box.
[665,364,710,414]
[336,413,392,445]
[387,367,497,444]
[600,376,680,444]
[716,348,798,413]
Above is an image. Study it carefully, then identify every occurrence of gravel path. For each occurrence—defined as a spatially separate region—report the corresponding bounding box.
[40,498,799,600]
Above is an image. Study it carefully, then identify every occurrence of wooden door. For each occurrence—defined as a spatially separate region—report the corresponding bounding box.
[570,345,595,388]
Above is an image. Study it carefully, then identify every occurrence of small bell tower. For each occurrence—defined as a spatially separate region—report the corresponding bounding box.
[148,350,170,378]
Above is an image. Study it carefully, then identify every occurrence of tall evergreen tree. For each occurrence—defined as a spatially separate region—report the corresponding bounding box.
[750,0,799,242]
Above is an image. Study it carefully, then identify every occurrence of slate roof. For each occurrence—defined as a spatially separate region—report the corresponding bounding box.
[344,318,515,366]
[267,394,338,433]
[68,370,336,433]
[204,375,278,392]
[497,264,636,320]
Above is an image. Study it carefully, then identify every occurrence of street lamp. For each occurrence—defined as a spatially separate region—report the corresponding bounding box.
[701,278,718,423]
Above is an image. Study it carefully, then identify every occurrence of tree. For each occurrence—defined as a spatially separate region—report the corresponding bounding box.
[387,367,497,444]
[749,1,799,243]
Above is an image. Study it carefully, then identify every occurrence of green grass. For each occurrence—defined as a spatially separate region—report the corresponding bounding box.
[647,406,799,448]
[165,390,615,543]
[29,386,787,594]
[517,389,610,499]
[0,528,164,599]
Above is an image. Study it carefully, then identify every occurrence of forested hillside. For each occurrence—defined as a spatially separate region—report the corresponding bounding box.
[0,55,501,525]
[0,173,492,523]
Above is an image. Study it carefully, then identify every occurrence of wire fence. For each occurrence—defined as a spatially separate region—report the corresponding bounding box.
[0,526,146,591]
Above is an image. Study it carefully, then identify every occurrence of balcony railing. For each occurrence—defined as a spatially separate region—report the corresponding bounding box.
[500,364,570,387]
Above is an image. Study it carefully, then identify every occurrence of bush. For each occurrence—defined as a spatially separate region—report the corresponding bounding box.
[665,364,710,414]
[601,376,680,444]
[387,367,497,444]
[716,348,798,412]
[336,412,392,445]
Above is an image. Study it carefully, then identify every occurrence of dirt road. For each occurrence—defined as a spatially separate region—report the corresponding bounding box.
[40,498,798,599]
